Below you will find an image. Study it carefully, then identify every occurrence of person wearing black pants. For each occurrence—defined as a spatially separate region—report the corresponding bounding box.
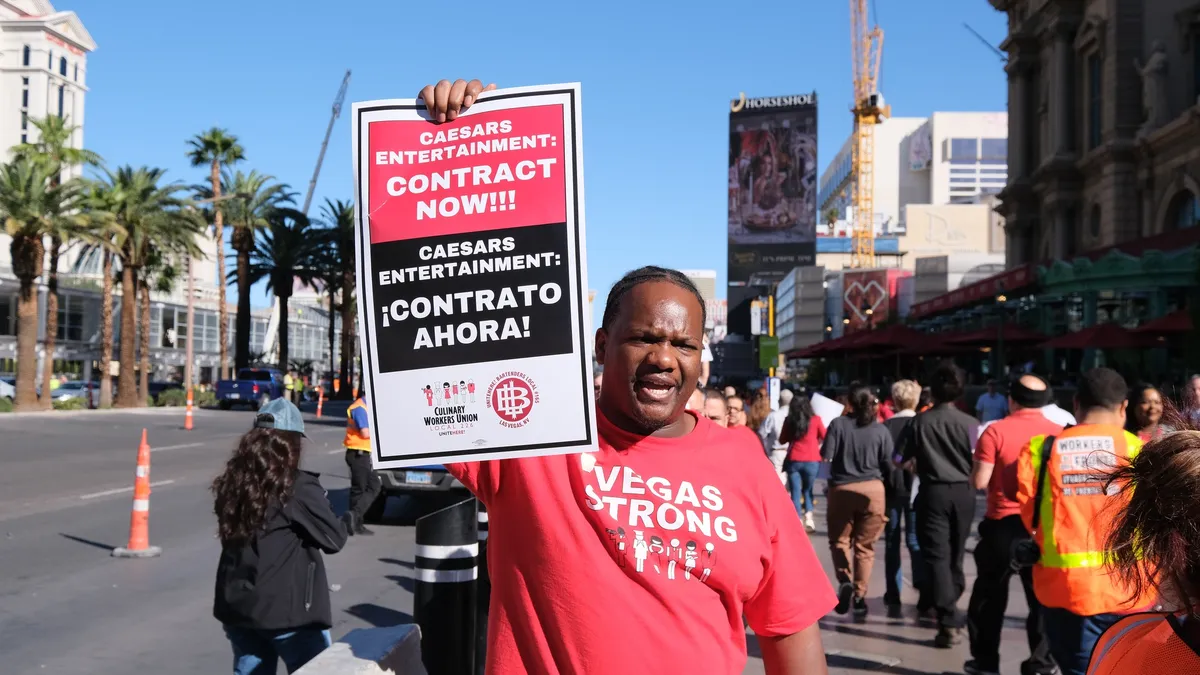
[967,516,1055,675]
[899,361,977,648]
[915,481,975,638]
[343,396,380,536]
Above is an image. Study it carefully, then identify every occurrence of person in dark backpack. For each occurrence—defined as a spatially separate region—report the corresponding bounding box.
[212,398,348,674]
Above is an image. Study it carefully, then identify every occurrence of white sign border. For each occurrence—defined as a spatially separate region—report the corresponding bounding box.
[351,83,596,468]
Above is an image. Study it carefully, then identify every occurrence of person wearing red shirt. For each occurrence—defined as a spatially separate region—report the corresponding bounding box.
[400,90,835,660]
[964,374,1062,675]
[778,396,827,533]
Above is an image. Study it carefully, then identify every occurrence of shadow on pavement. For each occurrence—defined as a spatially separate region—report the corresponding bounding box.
[345,603,413,627]
[827,623,936,648]
[826,653,958,674]
[386,574,416,593]
[59,533,118,551]
[379,557,416,570]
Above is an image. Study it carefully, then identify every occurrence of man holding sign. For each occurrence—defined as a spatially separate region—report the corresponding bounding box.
[408,81,834,674]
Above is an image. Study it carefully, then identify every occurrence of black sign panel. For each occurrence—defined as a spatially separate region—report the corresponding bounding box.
[369,222,574,373]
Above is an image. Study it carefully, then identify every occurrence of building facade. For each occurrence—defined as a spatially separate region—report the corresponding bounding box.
[818,112,1009,234]
[0,0,93,170]
[991,0,1200,267]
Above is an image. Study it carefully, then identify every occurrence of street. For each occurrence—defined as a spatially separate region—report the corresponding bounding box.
[0,408,1033,674]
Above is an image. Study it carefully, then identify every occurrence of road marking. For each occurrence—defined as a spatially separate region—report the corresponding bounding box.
[327,448,344,455]
[79,479,176,500]
[151,442,205,453]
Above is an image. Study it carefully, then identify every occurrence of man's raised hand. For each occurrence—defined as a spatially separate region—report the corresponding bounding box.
[418,79,497,123]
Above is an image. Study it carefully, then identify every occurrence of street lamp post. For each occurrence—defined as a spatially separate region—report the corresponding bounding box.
[862,302,875,384]
[995,283,1008,378]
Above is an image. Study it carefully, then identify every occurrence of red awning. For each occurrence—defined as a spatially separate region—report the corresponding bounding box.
[1133,310,1193,335]
[1039,323,1157,350]
[909,264,1036,320]
[942,325,1047,345]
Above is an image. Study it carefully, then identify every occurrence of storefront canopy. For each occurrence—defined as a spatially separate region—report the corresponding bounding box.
[1133,310,1193,335]
[1038,323,1157,350]
[941,325,1047,346]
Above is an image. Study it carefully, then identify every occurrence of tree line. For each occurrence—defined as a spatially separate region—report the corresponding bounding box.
[0,117,358,412]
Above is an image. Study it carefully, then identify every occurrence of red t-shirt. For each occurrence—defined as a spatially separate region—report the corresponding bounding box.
[729,423,763,451]
[974,408,1064,519]
[780,416,827,463]
[448,410,835,674]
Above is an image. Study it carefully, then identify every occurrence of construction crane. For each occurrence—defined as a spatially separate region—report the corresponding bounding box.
[301,70,352,215]
[849,0,889,269]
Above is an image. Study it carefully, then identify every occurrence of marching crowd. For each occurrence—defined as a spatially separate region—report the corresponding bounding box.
[695,361,1200,675]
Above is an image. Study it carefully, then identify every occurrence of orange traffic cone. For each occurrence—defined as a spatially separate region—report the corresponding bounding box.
[184,387,194,431]
[113,429,162,558]
[316,387,324,418]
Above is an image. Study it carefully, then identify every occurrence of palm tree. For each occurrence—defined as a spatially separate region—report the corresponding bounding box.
[318,199,357,398]
[138,246,186,403]
[0,159,88,411]
[97,166,197,407]
[316,198,354,392]
[246,208,321,370]
[198,170,294,372]
[186,128,244,381]
[11,115,102,408]
[82,183,128,409]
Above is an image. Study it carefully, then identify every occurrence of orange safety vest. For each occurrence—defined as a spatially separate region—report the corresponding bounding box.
[1087,612,1200,674]
[1016,424,1152,616]
[344,399,371,451]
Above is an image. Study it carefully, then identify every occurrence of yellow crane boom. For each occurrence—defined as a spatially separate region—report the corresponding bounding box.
[850,0,889,269]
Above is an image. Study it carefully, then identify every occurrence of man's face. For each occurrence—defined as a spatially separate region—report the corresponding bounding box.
[1191,376,1200,402]
[727,396,746,427]
[987,383,996,395]
[703,397,728,427]
[593,373,603,400]
[595,282,703,431]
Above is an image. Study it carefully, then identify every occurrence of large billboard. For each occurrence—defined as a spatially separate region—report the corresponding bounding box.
[727,92,818,285]
[842,268,911,333]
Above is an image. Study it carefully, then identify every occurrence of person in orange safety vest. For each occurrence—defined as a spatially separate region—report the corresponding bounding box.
[1085,428,1200,674]
[1015,368,1154,675]
[342,396,380,537]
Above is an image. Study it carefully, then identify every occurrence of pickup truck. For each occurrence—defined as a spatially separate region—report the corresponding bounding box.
[215,368,286,410]
[366,463,468,521]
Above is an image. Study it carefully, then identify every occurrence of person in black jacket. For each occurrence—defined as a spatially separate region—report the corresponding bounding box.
[881,379,926,619]
[212,398,348,675]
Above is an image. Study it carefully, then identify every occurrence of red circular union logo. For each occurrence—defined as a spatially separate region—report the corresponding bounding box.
[489,375,536,423]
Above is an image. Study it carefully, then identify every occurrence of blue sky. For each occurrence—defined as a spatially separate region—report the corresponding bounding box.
[69,0,1008,328]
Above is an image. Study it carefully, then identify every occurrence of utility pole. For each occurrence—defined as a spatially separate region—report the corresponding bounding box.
[301,70,351,215]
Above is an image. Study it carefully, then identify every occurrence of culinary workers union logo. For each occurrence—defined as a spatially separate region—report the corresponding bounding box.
[486,371,539,428]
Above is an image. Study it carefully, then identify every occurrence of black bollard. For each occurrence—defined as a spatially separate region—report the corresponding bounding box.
[474,500,490,675]
[414,497,478,675]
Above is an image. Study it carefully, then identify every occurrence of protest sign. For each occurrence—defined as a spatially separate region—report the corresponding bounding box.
[352,84,596,468]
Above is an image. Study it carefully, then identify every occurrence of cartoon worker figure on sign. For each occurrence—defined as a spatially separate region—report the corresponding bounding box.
[423,385,434,407]
[667,538,681,580]
[700,542,717,582]
[468,378,476,402]
[632,530,649,574]
[452,381,460,405]
[442,382,452,404]
[684,541,699,580]
[459,380,468,406]
[649,535,665,574]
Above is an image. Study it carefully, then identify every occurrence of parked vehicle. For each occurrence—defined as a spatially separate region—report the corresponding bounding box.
[366,463,468,521]
[48,381,103,408]
[215,368,285,410]
[0,377,13,401]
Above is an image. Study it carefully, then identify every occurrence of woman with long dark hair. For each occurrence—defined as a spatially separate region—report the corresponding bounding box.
[821,384,893,620]
[779,394,827,532]
[1087,429,1200,673]
[212,399,347,674]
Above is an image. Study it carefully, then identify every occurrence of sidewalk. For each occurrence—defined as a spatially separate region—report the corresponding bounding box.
[745,493,1032,674]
